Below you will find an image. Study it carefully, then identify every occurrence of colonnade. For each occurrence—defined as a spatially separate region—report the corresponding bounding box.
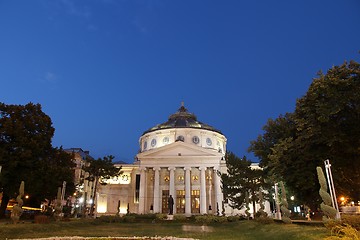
[138,166,223,215]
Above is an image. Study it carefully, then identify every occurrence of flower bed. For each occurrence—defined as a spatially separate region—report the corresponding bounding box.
[10,237,197,240]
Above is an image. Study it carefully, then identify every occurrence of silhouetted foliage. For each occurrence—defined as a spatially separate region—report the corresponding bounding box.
[0,102,75,217]
[221,152,268,218]
[82,155,121,216]
[249,59,360,207]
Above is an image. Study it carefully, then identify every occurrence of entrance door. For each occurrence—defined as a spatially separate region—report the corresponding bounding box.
[176,190,185,213]
[161,190,169,214]
[191,190,200,214]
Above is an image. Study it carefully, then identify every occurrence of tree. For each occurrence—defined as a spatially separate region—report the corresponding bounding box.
[82,155,121,216]
[279,181,292,224]
[0,102,75,217]
[249,59,360,207]
[29,147,75,207]
[221,152,267,218]
[248,114,296,182]
[249,113,296,170]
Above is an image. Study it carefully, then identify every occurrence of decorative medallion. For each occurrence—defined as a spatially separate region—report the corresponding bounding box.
[163,136,169,143]
[192,136,200,144]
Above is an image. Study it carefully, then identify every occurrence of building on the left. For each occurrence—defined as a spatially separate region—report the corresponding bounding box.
[64,148,96,216]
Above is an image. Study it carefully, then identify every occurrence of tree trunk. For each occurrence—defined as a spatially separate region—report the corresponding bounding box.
[0,193,10,218]
[252,200,256,219]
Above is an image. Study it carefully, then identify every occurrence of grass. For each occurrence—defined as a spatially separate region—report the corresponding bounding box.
[0,219,330,240]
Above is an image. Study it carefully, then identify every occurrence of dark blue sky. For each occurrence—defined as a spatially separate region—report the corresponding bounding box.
[1,0,359,162]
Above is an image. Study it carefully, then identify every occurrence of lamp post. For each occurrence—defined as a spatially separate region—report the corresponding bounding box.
[324,159,341,220]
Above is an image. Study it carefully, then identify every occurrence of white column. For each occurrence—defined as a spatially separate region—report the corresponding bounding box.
[168,167,176,214]
[153,167,161,213]
[199,166,207,214]
[213,167,223,215]
[138,167,146,214]
[184,167,191,216]
[208,169,212,212]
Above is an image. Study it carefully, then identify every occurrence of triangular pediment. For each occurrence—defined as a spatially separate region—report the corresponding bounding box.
[137,141,222,159]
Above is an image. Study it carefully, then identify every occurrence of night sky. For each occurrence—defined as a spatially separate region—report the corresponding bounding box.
[1,0,359,163]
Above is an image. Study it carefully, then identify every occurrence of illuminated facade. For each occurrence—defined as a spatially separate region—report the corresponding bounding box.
[95,104,271,216]
[65,148,96,216]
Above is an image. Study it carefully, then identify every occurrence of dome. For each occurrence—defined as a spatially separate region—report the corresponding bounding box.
[142,104,222,135]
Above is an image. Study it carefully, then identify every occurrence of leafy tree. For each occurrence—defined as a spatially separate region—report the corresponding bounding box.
[82,155,121,216]
[249,113,296,170]
[248,114,296,182]
[0,102,75,217]
[30,147,75,207]
[249,59,360,207]
[221,152,267,218]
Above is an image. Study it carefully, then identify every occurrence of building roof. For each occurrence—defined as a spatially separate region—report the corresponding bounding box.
[113,160,129,165]
[142,103,222,135]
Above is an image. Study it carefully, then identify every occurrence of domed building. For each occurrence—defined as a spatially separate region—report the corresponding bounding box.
[136,103,227,215]
[95,104,270,217]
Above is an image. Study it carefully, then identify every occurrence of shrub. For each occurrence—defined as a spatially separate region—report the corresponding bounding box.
[280,181,292,224]
[342,215,360,231]
[134,213,157,221]
[324,224,360,240]
[324,219,342,231]
[34,215,50,224]
[214,216,227,223]
[195,215,214,224]
[227,216,240,222]
[194,215,228,224]
[187,215,196,222]
[155,214,167,221]
[325,215,360,232]
[96,215,123,223]
[174,214,187,222]
[255,216,274,224]
[122,215,136,223]
[317,167,337,221]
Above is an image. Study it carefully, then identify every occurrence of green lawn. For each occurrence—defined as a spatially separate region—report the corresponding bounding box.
[0,219,330,240]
